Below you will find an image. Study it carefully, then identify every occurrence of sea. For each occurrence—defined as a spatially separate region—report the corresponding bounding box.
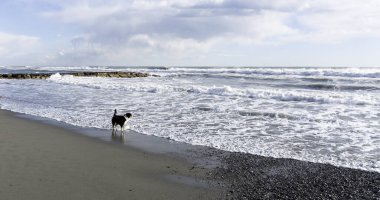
[0,66,379,173]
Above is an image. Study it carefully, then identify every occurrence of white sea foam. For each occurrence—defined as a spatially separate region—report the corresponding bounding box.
[47,73,376,106]
[167,67,380,79]
[0,67,379,173]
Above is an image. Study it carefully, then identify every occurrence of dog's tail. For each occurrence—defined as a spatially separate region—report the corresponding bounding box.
[114,109,117,116]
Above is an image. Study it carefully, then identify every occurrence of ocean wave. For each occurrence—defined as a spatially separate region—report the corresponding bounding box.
[339,85,380,91]
[3,66,380,79]
[47,73,163,93]
[284,83,337,90]
[300,77,333,82]
[47,73,376,106]
[238,111,297,120]
[185,85,374,105]
[282,83,380,91]
[164,67,380,79]
[166,72,380,92]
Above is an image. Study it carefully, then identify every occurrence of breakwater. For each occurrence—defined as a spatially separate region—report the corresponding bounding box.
[0,71,151,79]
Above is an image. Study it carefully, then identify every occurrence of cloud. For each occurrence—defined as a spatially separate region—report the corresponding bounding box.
[35,0,380,65]
[283,0,380,43]
[43,0,297,41]
[0,32,39,57]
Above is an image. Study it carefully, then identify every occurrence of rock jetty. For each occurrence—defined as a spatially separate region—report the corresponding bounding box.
[0,71,151,79]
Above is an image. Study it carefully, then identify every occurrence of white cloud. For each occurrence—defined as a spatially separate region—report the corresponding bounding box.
[286,0,380,43]
[0,32,39,57]
[34,0,380,65]
[42,3,123,24]
[45,1,380,40]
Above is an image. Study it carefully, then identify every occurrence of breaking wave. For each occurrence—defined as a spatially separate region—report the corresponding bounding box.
[47,73,376,106]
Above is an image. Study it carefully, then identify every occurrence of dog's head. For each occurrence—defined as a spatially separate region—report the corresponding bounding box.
[124,113,132,118]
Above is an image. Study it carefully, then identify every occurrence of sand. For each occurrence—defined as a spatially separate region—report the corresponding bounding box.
[0,110,220,200]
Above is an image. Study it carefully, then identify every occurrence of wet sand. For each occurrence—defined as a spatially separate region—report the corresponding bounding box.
[0,110,221,200]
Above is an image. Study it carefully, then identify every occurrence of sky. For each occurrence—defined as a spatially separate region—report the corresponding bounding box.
[1,0,380,67]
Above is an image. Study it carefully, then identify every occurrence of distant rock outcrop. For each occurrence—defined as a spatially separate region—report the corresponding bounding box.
[0,71,153,79]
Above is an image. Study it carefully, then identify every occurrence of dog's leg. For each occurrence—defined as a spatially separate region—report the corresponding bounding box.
[113,124,119,135]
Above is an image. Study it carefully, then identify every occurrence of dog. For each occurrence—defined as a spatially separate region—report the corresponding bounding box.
[112,109,132,134]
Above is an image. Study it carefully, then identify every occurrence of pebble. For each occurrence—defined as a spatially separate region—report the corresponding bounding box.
[211,152,380,199]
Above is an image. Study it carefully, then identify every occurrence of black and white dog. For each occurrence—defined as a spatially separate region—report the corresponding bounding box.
[112,109,132,134]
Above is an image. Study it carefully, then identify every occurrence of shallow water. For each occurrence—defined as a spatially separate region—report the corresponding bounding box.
[0,66,379,172]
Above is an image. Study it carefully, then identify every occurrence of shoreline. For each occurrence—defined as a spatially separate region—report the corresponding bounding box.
[12,109,222,169]
[1,109,380,199]
[0,109,223,200]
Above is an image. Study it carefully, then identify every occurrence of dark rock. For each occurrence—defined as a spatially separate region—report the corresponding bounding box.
[0,71,155,79]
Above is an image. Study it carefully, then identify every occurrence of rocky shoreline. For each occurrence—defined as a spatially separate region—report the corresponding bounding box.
[0,71,151,79]
[211,151,380,199]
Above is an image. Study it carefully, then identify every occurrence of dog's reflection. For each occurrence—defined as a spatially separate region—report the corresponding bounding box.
[111,131,127,143]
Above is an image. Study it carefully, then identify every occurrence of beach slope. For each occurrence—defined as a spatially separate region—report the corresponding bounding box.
[0,110,219,200]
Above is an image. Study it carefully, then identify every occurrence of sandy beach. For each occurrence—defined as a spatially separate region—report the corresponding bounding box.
[1,109,380,199]
[0,110,221,200]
